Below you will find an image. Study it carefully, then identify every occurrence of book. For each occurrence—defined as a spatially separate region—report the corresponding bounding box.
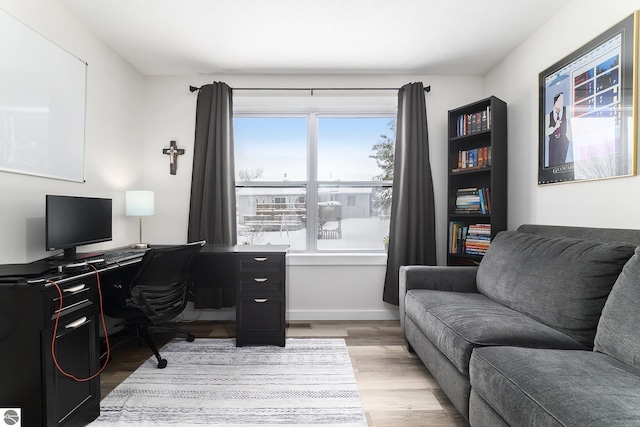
[454,187,491,214]
[449,221,465,253]
[451,146,492,172]
[456,107,492,136]
[464,223,492,255]
[449,222,492,256]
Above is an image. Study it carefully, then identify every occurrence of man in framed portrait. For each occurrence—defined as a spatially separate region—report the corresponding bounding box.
[546,92,573,167]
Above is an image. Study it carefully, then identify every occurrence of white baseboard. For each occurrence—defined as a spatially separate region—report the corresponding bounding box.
[178,306,399,322]
[286,309,399,321]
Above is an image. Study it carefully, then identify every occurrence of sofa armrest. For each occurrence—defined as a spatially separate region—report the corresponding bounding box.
[399,265,479,332]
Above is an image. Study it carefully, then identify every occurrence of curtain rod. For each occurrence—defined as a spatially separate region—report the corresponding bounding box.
[188,85,430,94]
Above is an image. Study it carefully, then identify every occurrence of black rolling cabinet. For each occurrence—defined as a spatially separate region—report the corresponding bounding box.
[447,96,507,266]
[0,273,101,426]
[236,250,287,347]
[190,245,289,347]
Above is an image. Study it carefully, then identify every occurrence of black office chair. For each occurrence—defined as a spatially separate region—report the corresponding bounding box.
[103,240,205,368]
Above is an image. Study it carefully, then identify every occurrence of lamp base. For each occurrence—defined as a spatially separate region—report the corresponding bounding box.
[129,242,150,249]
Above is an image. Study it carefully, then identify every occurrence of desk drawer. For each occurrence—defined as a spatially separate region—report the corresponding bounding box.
[47,279,95,321]
[238,272,284,294]
[237,296,284,333]
[238,255,285,272]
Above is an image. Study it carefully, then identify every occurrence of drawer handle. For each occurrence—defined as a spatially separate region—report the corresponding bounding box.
[254,298,268,303]
[64,284,86,293]
[65,316,88,329]
[254,257,268,262]
[254,278,268,283]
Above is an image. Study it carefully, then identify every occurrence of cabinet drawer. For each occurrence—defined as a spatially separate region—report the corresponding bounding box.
[238,272,284,294]
[47,279,95,321]
[42,312,100,426]
[238,255,285,272]
[237,296,285,334]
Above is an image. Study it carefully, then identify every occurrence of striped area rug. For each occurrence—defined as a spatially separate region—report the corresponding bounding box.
[90,338,368,426]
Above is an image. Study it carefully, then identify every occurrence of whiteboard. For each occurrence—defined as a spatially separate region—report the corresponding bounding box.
[0,9,87,182]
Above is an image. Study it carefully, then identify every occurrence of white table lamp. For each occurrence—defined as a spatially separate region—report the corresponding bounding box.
[126,190,154,248]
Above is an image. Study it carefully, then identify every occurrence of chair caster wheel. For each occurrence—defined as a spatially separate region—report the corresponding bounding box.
[157,359,168,369]
[187,334,195,342]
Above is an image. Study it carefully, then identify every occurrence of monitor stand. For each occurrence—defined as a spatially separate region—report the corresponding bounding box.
[51,247,103,261]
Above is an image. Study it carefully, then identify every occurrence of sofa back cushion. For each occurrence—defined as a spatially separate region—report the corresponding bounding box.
[594,247,640,370]
[476,230,636,348]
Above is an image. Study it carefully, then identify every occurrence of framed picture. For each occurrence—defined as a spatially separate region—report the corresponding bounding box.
[538,12,638,185]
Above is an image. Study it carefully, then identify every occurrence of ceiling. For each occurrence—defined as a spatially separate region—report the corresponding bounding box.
[58,0,573,77]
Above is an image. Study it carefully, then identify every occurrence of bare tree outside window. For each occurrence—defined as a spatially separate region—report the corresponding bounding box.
[238,168,264,181]
[370,121,394,218]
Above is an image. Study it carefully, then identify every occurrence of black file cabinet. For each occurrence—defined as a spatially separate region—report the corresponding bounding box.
[190,244,289,347]
[236,251,287,347]
[0,274,100,426]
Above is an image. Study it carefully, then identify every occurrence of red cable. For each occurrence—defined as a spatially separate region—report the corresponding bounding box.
[48,265,111,382]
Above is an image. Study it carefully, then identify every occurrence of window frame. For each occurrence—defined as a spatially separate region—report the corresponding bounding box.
[234,112,395,252]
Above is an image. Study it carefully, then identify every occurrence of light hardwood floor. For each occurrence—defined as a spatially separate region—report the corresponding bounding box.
[99,320,468,427]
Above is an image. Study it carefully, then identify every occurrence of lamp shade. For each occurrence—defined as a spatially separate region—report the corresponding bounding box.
[126,190,155,216]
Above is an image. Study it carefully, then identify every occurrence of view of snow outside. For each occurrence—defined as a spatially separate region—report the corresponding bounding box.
[234,116,394,251]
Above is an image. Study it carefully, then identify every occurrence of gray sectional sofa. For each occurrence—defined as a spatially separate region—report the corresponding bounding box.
[399,224,640,426]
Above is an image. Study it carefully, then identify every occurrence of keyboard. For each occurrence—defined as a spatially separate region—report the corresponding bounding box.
[101,249,147,265]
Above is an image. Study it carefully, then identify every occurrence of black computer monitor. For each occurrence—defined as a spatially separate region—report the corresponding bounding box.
[45,195,113,259]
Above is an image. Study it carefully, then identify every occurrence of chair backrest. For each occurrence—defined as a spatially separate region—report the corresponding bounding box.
[127,240,205,324]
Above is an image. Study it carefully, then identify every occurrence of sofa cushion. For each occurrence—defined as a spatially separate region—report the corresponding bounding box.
[470,346,640,427]
[594,247,640,370]
[405,290,584,376]
[476,230,636,348]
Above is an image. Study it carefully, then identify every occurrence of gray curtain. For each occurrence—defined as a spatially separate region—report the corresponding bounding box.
[383,82,437,305]
[188,81,237,245]
[187,82,237,308]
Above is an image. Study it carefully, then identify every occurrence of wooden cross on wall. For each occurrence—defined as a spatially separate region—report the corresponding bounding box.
[162,140,185,175]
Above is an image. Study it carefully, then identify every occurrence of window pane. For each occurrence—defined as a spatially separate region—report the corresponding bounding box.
[235,117,307,181]
[316,185,391,251]
[318,117,395,181]
[236,186,307,251]
[234,114,395,252]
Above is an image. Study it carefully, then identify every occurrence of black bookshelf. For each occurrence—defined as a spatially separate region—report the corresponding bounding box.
[447,96,507,265]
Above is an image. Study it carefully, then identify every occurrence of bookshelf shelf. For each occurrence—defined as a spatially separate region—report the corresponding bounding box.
[450,167,491,175]
[447,96,507,265]
[448,253,483,266]
[449,130,491,142]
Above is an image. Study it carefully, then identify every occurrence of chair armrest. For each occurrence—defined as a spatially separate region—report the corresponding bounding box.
[399,265,479,332]
[400,265,479,293]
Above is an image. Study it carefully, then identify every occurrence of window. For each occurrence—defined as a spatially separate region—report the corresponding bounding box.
[235,114,394,252]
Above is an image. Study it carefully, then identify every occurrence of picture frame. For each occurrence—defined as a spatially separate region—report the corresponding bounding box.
[538,12,638,185]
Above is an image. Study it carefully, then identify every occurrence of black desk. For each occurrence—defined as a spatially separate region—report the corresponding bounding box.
[191,244,289,346]
[0,251,145,427]
[0,244,289,425]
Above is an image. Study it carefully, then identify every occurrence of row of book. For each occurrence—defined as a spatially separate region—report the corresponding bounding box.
[454,187,491,214]
[453,146,492,172]
[455,106,492,137]
[449,222,491,255]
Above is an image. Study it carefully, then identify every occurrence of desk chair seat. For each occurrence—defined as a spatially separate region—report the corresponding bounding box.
[102,241,205,368]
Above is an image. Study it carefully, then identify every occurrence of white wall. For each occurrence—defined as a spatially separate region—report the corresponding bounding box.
[143,74,483,319]
[13,0,627,320]
[0,1,146,263]
[484,0,640,230]
[0,0,484,320]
